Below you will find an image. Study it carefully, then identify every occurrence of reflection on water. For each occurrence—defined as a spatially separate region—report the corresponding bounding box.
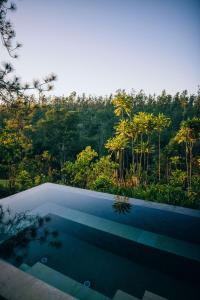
[0,205,62,264]
[0,204,199,300]
[112,195,132,214]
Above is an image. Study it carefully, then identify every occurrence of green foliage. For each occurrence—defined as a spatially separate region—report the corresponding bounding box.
[34,174,49,186]
[169,170,187,187]
[0,89,200,209]
[90,175,113,192]
[61,161,75,185]
[16,170,33,190]
[61,146,98,188]
[76,146,98,165]
[73,146,98,187]
[112,90,132,118]
[89,155,118,180]
[113,184,199,209]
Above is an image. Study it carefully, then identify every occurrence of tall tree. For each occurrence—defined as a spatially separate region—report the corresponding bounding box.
[154,113,171,181]
[112,90,132,119]
[174,118,200,191]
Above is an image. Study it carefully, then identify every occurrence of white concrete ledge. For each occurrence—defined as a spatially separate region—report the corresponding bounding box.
[1,183,200,218]
[0,259,77,300]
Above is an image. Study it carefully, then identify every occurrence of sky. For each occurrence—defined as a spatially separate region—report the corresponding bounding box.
[1,0,200,96]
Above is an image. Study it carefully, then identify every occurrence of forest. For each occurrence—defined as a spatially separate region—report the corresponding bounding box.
[0,89,200,209]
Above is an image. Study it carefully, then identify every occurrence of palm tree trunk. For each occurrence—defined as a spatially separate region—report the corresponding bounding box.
[166,158,169,182]
[185,143,189,193]
[122,149,124,181]
[189,142,193,191]
[136,138,139,174]
[158,132,161,181]
[146,152,149,173]
[131,137,134,166]
[139,134,143,176]
[119,150,123,181]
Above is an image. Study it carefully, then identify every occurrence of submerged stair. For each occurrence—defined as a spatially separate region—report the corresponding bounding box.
[0,259,76,300]
[20,262,110,300]
[142,291,168,300]
[31,203,200,263]
[113,290,140,300]
[20,263,139,300]
[19,263,168,300]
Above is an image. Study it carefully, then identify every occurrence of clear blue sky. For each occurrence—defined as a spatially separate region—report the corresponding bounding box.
[1,0,200,96]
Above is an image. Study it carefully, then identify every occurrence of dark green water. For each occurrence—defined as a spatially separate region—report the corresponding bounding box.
[1,185,200,299]
[8,214,199,300]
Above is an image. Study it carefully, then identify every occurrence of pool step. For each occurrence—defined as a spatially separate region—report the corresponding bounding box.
[31,203,200,263]
[142,291,168,300]
[19,264,168,300]
[19,263,31,272]
[113,289,140,299]
[26,262,110,300]
[0,259,76,300]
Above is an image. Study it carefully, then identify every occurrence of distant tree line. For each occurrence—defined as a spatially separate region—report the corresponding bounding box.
[0,89,200,208]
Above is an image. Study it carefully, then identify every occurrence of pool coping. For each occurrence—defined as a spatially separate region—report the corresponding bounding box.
[1,183,200,218]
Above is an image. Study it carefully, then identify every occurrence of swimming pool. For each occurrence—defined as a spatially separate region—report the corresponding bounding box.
[0,183,200,300]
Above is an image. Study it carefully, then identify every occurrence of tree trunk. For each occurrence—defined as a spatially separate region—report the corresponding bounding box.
[121,149,124,181]
[158,132,161,181]
[131,137,134,166]
[146,152,149,173]
[166,158,169,182]
[136,138,139,174]
[189,142,193,191]
[139,134,143,177]
[185,143,189,193]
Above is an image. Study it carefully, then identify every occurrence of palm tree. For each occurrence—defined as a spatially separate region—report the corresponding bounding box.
[144,142,155,174]
[154,113,171,181]
[105,134,128,181]
[112,90,132,119]
[132,112,155,177]
[111,91,133,179]
[174,118,200,191]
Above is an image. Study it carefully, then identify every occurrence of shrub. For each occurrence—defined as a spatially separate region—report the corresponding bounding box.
[90,175,113,192]
[169,169,187,187]
[16,170,33,190]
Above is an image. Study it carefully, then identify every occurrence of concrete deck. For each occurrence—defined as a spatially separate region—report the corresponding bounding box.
[0,259,76,300]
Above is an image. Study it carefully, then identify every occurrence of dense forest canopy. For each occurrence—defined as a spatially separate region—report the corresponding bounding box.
[0,1,200,209]
[0,90,200,208]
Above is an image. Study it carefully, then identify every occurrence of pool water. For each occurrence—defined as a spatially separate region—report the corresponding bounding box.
[0,183,200,299]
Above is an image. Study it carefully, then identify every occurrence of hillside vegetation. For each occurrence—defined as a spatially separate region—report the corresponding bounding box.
[0,89,200,208]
